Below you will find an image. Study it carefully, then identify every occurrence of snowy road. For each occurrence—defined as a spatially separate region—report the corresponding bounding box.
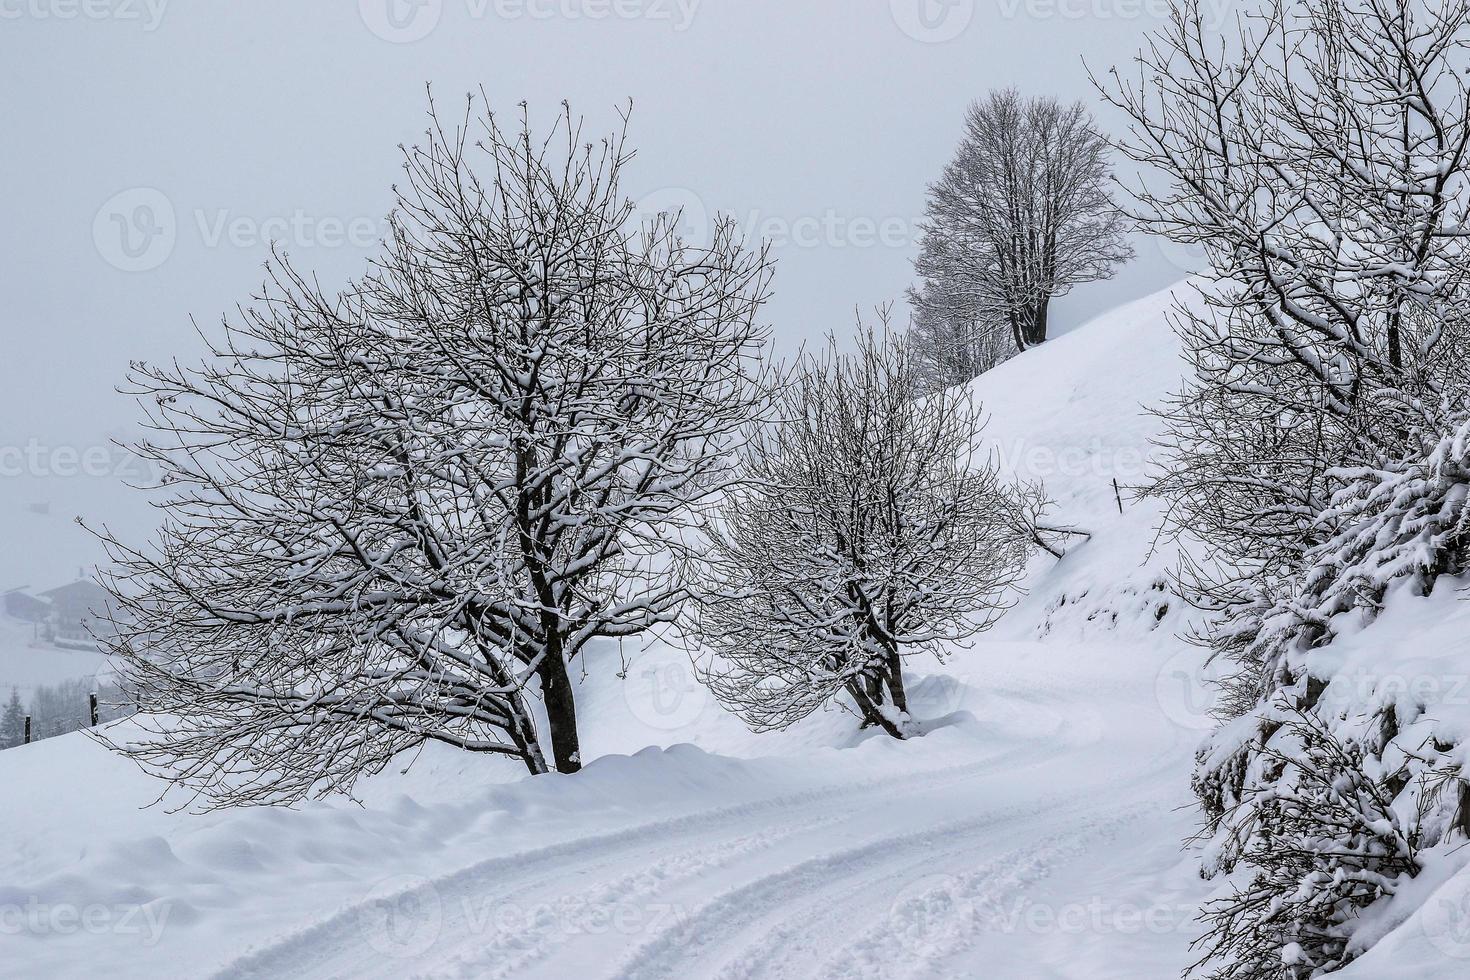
[206,642,1205,980]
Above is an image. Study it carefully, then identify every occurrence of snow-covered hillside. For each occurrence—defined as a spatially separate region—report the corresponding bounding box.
[3,281,1464,978]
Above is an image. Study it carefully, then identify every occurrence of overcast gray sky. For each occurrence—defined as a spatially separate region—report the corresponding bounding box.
[0,0,1201,589]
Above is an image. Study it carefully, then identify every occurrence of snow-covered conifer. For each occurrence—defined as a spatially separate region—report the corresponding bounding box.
[0,688,23,749]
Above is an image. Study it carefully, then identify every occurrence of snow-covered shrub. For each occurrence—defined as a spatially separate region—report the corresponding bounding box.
[1188,414,1470,976]
[1191,706,1451,979]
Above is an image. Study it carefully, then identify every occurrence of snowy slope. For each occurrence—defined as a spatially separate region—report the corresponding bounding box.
[13,279,1450,979]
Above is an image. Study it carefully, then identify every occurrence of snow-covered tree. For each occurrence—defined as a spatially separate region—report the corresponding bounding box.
[92,94,773,804]
[0,688,23,749]
[688,323,1030,739]
[909,89,1131,372]
[1098,0,1470,622]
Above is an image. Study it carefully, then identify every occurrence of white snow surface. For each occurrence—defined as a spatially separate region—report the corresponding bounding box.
[4,280,1466,978]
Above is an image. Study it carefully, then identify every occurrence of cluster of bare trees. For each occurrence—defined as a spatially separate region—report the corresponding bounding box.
[93,94,1047,807]
[1100,0,1470,974]
[909,90,1132,385]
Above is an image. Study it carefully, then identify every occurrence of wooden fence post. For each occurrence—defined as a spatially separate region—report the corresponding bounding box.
[23,715,31,745]
[89,692,99,727]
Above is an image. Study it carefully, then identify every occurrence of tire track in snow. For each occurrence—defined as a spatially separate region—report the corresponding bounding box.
[817,758,1187,980]
[419,811,849,980]
[689,823,1117,980]
[604,785,1115,980]
[814,808,1145,979]
[209,749,1047,980]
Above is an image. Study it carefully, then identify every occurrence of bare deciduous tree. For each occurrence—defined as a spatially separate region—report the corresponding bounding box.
[909,89,1132,374]
[1097,0,1470,621]
[687,322,1030,739]
[92,94,773,805]
[906,297,1013,390]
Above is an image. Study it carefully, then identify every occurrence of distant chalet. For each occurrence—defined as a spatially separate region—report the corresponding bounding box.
[3,579,112,645]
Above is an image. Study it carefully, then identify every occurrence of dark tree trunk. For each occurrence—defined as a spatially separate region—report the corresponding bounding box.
[1455,780,1470,841]
[1009,309,1029,351]
[1011,297,1051,350]
[539,651,582,773]
[846,671,908,740]
[882,648,908,716]
[1028,296,1050,346]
